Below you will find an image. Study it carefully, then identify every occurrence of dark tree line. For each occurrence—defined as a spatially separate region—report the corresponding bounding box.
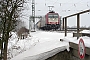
[0,0,25,60]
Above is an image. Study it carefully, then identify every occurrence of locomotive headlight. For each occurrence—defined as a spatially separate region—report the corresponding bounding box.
[53,18,56,20]
[49,18,50,20]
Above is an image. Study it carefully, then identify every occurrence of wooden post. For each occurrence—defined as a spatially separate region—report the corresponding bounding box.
[77,14,80,39]
[65,17,67,36]
[62,18,64,30]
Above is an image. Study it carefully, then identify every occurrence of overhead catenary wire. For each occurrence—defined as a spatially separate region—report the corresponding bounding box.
[34,0,90,14]
[58,0,90,12]
[36,1,89,12]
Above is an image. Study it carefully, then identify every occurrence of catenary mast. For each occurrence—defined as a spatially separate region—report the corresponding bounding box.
[32,0,35,31]
[30,0,35,31]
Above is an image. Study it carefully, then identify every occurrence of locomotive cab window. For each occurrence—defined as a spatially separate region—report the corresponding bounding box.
[48,14,58,18]
[47,13,59,23]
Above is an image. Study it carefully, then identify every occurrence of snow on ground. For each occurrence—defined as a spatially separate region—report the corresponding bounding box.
[30,31,72,43]
[9,30,90,60]
[80,30,90,34]
[9,31,72,60]
[8,32,39,59]
[10,40,69,60]
[63,30,90,48]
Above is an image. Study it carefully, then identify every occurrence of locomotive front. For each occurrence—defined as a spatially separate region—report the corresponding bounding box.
[46,12,60,30]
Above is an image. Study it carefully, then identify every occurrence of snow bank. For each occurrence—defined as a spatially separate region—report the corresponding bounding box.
[10,31,72,60]
[78,36,90,48]
[63,36,90,48]
[8,32,39,59]
[10,41,69,60]
[80,30,90,34]
[63,29,90,48]
[23,46,67,60]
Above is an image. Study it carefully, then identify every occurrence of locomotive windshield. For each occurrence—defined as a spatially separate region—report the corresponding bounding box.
[48,14,59,23]
[48,14,58,18]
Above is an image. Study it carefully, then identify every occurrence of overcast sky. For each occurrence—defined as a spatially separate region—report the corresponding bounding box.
[22,0,90,28]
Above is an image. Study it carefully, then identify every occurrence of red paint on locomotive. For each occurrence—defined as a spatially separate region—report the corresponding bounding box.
[45,12,60,25]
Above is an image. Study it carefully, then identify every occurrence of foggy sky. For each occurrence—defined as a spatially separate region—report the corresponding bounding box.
[22,0,90,28]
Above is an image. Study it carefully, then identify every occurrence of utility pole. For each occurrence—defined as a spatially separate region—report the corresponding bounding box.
[31,0,35,32]
[29,0,42,32]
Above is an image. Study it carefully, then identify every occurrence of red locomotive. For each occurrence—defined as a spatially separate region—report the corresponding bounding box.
[36,11,61,30]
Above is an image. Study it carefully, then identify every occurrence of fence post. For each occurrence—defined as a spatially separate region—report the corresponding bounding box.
[77,14,80,39]
[65,17,67,36]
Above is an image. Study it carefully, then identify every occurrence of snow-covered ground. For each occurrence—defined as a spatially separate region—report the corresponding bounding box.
[8,31,72,60]
[8,30,90,60]
[63,30,90,48]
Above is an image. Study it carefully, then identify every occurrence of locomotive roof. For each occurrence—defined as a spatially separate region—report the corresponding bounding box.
[45,11,59,16]
[48,11,55,13]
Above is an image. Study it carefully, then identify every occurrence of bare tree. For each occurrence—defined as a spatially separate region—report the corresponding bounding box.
[0,0,26,60]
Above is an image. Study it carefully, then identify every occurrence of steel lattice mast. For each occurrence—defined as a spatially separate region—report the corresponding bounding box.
[32,0,35,23]
[30,0,35,31]
[29,0,42,32]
